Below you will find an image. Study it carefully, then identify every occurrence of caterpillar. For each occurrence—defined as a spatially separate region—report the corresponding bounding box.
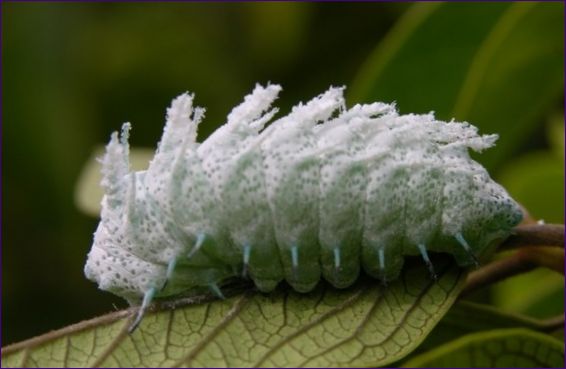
[84,84,523,331]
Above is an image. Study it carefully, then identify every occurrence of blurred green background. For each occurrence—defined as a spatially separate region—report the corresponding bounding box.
[2,2,563,346]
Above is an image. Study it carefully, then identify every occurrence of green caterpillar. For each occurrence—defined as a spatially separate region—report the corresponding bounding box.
[84,84,523,331]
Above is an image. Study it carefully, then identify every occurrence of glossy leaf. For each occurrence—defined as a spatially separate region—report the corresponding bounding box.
[393,299,565,367]
[491,268,564,319]
[350,1,564,171]
[498,151,565,224]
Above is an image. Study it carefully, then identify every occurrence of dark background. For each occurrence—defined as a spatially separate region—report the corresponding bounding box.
[2,2,563,345]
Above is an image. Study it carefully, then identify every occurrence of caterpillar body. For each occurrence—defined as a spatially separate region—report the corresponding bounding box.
[84,84,522,330]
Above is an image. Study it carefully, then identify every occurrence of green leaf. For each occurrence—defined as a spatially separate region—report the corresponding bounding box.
[402,328,565,368]
[546,113,565,161]
[74,146,155,217]
[491,268,564,319]
[497,151,565,223]
[396,300,564,366]
[442,300,564,334]
[350,1,564,171]
[1,257,465,368]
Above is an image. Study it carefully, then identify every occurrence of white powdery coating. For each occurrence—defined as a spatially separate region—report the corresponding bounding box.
[84,83,522,302]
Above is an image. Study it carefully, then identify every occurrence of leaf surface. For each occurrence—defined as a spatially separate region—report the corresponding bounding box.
[402,328,565,368]
[2,257,465,368]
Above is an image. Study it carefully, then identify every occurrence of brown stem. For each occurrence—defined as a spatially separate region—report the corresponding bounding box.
[461,223,565,297]
[461,254,536,298]
[540,314,566,333]
[499,223,564,250]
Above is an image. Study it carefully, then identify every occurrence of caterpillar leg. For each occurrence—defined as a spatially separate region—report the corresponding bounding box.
[378,248,388,286]
[160,256,178,291]
[417,244,437,280]
[241,240,284,292]
[290,245,299,279]
[242,244,251,278]
[455,233,480,267]
[209,282,225,300]
[129,287,156,333]
[284,243,319,293]
[322,243,360,289]
[333,247,341,269]
[188,233,206,258]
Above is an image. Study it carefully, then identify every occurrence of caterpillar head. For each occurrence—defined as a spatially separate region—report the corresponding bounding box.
[481,183,524,233]
[458,172,523,262]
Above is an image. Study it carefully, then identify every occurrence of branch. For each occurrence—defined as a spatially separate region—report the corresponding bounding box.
[499,223,564,250]
[461,254,536,298]
[461,223,564,298]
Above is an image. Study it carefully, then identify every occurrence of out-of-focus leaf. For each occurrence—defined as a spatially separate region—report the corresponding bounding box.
[492,268,564,319]
[350,1,564,171]
[74,146,154,216]
[1,257,465,368]
[244,2,312,70]
[401,328,564,368]
[547,113,565,161]
[406,300,564,359]
[498,151,564,223]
